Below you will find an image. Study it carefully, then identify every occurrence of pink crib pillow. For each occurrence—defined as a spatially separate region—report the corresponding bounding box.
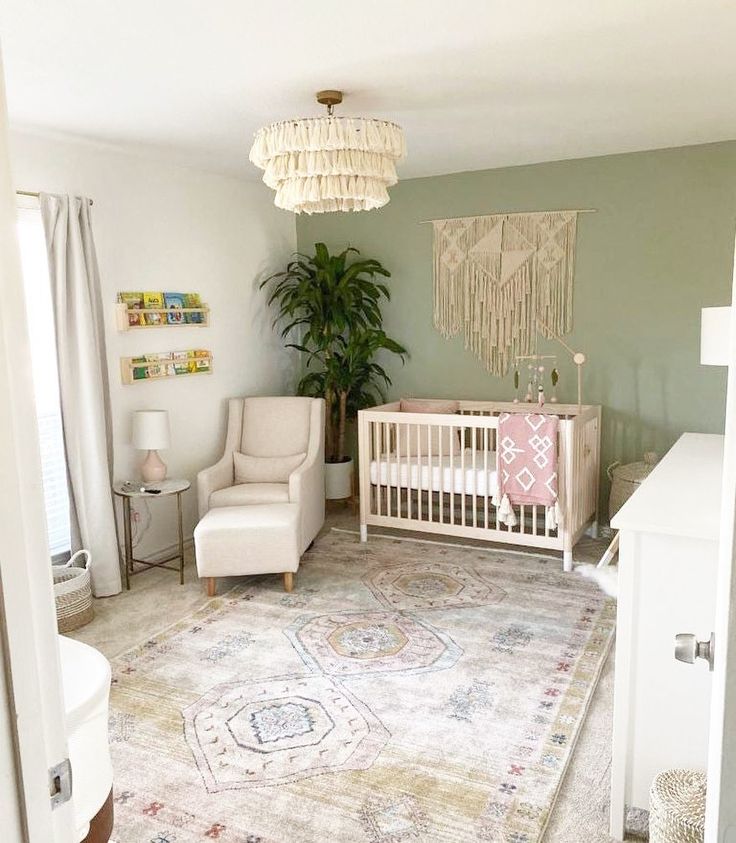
[398,399,461,455]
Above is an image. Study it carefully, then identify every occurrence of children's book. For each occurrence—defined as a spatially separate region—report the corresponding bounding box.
[131,356,148,380]
[183,292,204,323]
[143,292,165,325]
[118,292,146,327]
[164,292,186,324]
[172,350,190,375]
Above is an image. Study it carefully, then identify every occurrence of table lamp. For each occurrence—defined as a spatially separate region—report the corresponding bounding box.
[132,410,171,482]
[701,306,731,366]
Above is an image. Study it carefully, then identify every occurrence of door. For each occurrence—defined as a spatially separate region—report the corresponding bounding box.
[705,237,736,841]
[0,45,77,843]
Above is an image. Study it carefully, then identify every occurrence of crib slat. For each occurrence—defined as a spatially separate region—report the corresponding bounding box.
[383,421,390,517]
[395,421,401,520]
[382,421,388,516]
[472,425,477,528]
[416,423,422,522]
[483,426,489,530]
[438,419,444,525]
[391,421,396,518]
[426,423,433,523]
[373,421,381,517]
[405,423,412,521]
[450,426,455,526]
[384,423,396,515]
[461,427,466,527]
[520,504,526,535]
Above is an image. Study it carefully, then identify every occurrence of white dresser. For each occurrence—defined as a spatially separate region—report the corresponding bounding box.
[609,432,722,839]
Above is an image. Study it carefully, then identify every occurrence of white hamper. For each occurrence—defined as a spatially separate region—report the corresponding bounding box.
[649,769,706,843]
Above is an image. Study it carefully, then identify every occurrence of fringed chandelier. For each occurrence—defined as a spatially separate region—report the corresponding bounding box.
[249,90,406,214]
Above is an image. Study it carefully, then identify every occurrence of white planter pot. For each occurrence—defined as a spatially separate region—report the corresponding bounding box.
[325,458,353,500]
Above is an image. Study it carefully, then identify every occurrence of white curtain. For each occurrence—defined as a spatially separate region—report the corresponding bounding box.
[40,193,121,596]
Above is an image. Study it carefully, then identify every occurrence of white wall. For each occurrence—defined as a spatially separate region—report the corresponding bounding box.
[9,129,297,561]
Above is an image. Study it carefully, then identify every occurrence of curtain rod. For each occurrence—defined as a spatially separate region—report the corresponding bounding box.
[16,189,94,206]
[418,208,595,224]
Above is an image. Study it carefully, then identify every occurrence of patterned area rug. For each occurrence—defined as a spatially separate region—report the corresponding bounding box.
[109,531,615,843]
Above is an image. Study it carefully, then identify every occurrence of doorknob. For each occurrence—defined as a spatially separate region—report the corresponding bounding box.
[675,632,715,671]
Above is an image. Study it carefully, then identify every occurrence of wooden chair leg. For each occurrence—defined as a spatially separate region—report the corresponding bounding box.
[283,572,294,593]
[206,577,217,597]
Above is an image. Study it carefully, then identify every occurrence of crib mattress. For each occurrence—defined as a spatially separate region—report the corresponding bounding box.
[370,449,498,496]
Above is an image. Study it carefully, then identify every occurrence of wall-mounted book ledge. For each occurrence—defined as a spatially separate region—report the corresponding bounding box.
[116,292,209,330]
[120,350,213,385]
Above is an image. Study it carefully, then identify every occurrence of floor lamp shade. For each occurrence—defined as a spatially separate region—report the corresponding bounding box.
[701,307,731,366]
[132,410,171,481]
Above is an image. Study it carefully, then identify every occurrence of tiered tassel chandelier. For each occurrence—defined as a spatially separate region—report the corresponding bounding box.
[249,90,406,214]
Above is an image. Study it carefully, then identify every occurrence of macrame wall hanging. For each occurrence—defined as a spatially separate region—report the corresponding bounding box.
[431,210,583,376]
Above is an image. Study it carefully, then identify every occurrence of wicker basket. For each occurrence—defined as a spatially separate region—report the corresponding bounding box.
[608,452,658,521]
[53,550,94,633]
[649,769,706,843]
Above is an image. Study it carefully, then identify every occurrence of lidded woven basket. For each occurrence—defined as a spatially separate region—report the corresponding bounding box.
[649,769,706,843]
[608,452,658,520]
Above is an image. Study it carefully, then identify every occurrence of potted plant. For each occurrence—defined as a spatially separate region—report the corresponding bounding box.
[261,243,406,499]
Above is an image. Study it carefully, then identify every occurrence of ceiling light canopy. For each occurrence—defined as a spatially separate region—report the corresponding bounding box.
[249,90,406,214]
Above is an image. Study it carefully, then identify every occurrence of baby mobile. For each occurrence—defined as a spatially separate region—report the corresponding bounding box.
[513,355,560,406]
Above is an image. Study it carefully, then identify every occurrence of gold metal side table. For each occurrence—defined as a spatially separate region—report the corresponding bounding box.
[113,479,190,590]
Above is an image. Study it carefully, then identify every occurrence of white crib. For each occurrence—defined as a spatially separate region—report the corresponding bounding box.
[357,400,601,570]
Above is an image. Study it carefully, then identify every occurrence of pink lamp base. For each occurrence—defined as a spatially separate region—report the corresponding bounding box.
[141,449,167,482]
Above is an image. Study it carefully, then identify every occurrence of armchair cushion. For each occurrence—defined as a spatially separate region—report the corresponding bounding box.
[209,483,290,508]
[240,396,313,457]
[233,451,305,484]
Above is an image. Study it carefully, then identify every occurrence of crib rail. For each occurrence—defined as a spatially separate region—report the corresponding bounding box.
[358,400,601,567]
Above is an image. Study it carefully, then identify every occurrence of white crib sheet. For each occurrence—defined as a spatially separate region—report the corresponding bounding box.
[369,449,498,497]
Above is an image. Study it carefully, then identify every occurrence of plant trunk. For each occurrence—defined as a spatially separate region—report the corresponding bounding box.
[337,390,348,463]
[324,386,335,462]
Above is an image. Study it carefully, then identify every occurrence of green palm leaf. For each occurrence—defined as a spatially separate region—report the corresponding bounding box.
[260,243,407,462]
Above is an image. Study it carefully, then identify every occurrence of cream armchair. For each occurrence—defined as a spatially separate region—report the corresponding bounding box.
[197,396,325,554]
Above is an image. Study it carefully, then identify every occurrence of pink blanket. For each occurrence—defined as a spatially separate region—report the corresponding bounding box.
[494,412,561,527]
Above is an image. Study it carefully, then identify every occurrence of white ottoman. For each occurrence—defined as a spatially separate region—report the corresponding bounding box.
[194,503,300,596]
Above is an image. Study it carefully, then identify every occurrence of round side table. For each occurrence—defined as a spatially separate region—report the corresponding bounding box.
[113,479,190,590]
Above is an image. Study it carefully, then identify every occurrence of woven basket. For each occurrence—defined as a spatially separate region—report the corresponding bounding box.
[608,452,658,521]
[53,549,94,633]
[649,769,706,843]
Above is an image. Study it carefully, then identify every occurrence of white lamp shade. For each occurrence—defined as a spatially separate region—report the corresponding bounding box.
[131,410,171,450]
[701,306,731,366]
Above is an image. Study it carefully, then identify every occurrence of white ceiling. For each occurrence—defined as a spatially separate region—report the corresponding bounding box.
[2,0,735,180]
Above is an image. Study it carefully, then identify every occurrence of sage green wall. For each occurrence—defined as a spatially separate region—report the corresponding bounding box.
[297,142,736,518]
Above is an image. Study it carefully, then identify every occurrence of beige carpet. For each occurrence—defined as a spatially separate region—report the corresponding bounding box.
[106,530,614,843]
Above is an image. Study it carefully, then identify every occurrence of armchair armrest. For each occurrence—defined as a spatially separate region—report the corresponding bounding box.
[197,454,234,519]
[289,456,324,553]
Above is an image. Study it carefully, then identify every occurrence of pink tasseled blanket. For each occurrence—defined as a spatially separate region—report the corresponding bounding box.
[493,412,562,528]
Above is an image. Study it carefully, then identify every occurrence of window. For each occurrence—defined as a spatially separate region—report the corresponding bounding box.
[16,205,71,560]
